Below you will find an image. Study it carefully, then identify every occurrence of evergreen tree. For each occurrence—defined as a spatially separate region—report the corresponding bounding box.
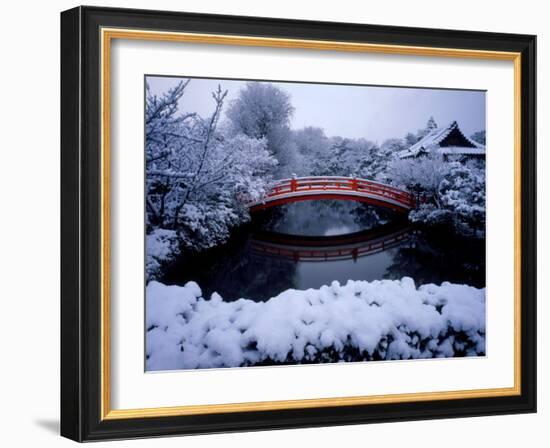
[426,116,438,131]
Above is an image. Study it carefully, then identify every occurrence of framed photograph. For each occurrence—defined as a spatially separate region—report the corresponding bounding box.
[60,6,536,441]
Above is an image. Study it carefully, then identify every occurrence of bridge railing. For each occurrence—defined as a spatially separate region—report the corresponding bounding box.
[265,176,415,208]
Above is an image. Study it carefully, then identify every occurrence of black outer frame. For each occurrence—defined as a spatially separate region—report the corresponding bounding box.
[60,6,537,442]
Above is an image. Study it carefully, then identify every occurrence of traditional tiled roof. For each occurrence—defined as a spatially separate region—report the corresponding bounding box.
[397,121,485,159]
[438,146,486,156]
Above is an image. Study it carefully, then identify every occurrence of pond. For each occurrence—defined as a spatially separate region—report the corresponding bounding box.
[161,200,486,301]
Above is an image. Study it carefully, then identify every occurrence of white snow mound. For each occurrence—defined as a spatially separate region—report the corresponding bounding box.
[146,278,485,371]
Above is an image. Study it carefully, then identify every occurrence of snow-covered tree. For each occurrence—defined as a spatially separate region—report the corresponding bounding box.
[404,132,420,146]
[145,80,197,227]
[145,80,195,155]
[380,138,407,154]
[470,130,486,145]
[438,163,486,237]
[402,117,438,148]
[145,81,277,258]
[387,153,448,205]
[363,141,398,182]
[292,126,330,158]
[426,116,438,131]
[289,126,330,175]
[388,154,486,237]
[312,137,378,178]
[226,82,294,175]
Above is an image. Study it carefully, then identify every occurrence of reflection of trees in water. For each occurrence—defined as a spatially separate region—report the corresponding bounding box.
[264,200,399,236]
[161,226,298,302]
[354,203,397,228]
[384,230,485,288]
[197,251,297,301]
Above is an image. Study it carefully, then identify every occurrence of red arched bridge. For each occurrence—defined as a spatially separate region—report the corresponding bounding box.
[248,176,415,213]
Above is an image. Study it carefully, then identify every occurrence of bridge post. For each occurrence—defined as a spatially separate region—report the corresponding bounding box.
[351,175,358,191]
[290,174,297,192]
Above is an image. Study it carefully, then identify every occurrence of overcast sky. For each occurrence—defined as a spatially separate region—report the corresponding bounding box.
[147,75,485,142]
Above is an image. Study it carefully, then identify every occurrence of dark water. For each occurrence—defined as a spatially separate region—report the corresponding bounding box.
[161,201,486,301]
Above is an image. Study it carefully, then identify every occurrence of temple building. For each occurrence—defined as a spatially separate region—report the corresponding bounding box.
[397,121,485,161]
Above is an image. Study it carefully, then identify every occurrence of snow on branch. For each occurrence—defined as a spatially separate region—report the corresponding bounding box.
[145,80,276,246]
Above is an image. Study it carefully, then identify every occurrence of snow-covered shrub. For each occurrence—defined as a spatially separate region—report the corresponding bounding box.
[146,278,486,371]
[146,229,180,282]
[175,201,240,251]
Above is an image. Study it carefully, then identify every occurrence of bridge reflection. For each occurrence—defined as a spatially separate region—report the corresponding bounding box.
[249,222,412,263]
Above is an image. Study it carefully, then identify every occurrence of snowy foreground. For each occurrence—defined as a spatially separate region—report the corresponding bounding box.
[146,278,485,371]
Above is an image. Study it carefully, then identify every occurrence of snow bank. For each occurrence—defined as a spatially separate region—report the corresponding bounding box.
[146,278,485,371]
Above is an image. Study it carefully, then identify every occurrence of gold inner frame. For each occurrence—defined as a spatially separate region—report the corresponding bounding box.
[100,28,522,420]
